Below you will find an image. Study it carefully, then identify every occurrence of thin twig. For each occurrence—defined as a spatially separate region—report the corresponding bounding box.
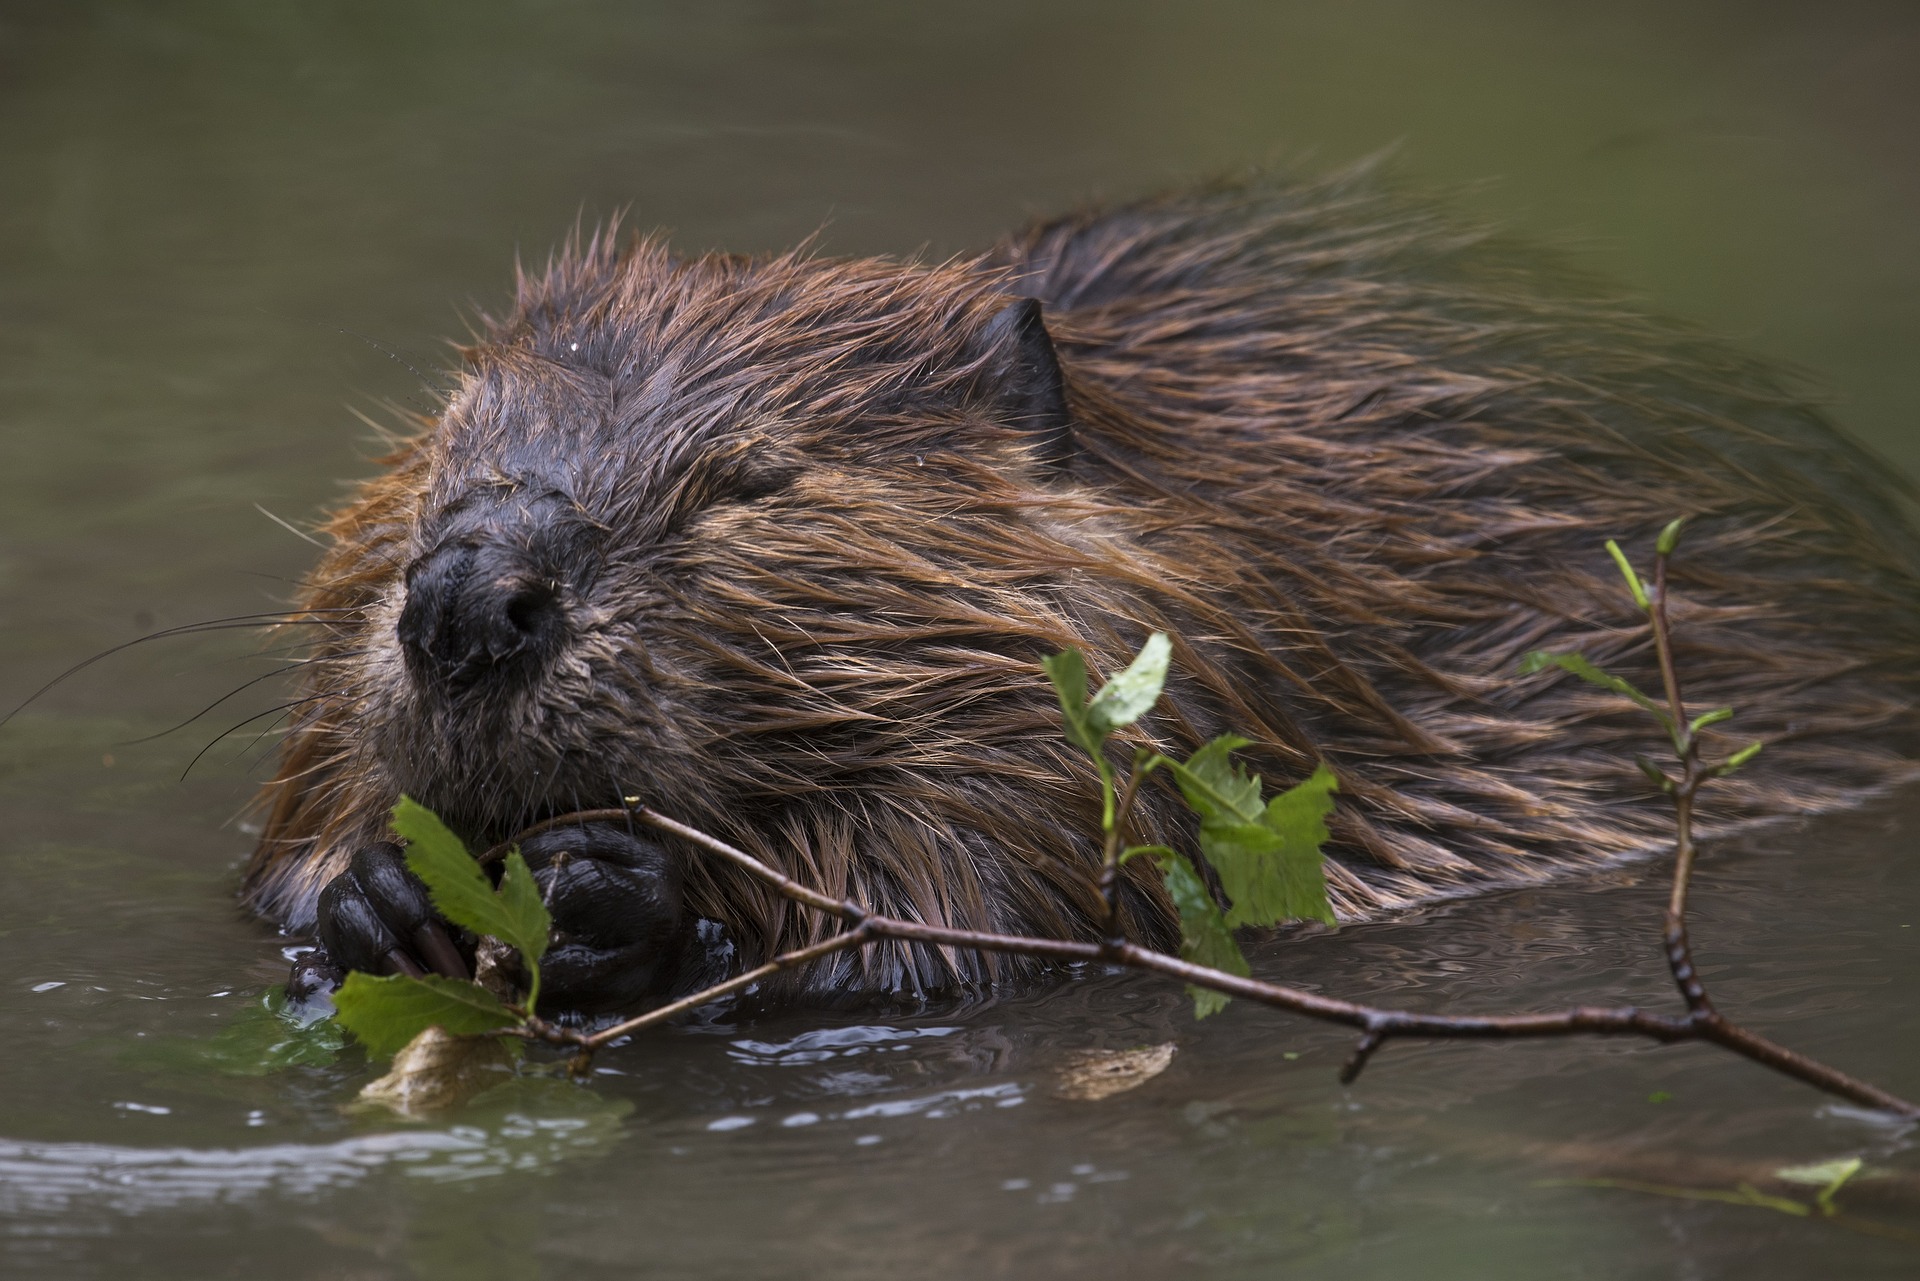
[1650,542,1714,1015]
[506,797,1915,1116]
[485,533,1915,1118]
[1098,757,1151,942]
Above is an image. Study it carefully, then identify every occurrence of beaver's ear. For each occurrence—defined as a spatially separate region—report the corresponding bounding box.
[977,297,1072,467]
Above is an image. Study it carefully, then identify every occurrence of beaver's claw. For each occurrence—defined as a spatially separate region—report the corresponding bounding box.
[290,825,701,1015]
[515,824,698,1014]
[310,842,473,985]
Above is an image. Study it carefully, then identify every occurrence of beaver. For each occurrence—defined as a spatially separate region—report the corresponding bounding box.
[245,168,1920,1013]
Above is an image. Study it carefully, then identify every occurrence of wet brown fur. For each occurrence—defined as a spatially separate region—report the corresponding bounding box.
[244,168,1920,997]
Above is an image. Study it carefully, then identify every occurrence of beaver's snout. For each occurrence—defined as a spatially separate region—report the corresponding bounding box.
[397,539,567,697]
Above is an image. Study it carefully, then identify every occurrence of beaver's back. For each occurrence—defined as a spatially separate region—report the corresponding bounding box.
[993,173,1920,912]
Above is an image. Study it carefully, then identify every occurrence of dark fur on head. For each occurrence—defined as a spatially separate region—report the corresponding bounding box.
[246,167,1920,998]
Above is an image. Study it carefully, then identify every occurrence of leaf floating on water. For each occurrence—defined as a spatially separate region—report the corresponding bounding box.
[355,1026,518,1117]
[1774,1157,1864,1187]
[1774,1156,1866,1214]
[1056,1043,1177,1101]
[333,971,516,1059]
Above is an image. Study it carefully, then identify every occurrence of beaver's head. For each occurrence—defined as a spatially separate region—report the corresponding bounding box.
[336,234,1102,848]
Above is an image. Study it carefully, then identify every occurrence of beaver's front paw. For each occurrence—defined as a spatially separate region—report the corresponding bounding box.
[310,842,473,984]
[515,824,697,1014]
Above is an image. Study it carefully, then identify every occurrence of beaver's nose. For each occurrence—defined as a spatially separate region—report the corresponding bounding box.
[397,541,567,695]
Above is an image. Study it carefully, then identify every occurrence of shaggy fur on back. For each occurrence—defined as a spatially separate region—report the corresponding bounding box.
[244,169,1920,996]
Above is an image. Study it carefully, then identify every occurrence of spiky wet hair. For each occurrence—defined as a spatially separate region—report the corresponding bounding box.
[247,168,1920,997]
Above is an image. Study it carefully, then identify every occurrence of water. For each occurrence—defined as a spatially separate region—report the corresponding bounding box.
[3,3,1918,1276]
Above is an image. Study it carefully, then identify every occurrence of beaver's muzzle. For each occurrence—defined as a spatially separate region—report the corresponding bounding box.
[397,539,566,697]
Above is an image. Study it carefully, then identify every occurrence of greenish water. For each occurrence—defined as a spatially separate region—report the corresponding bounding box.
[2,3,1918,1276]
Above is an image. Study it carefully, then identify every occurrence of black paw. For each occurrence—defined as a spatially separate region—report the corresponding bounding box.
[515,823,698,1014]
[310,842,473,983]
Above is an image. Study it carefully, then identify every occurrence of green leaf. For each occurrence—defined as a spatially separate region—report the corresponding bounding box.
[1774,1157,1863,1214]
[1153,851,1250,1018]
[1656,516,1687,557]
[1084,632,1171,738]
[392,798,506,936]
[1045,634,1173,756]
[1688,707,1734,734]
[333,972,516,1059]
[392,797,552,969]
[1167,744,1338,928]
[1248,764,1340,927]
[1605,539,1651,611]
[1042,647,1100,755]
[1715,741,1764,776]
[1520,651,1669,724]
[1164,735,1261,824]
[495,850,552,1011]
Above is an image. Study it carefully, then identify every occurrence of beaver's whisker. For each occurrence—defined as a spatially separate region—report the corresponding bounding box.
[181,692,341,781]
[0,610,365,730]
[118,658,367,747]
[254,503,326,549]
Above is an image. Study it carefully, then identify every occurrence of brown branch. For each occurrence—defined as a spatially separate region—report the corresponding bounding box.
[507,796,1914,1116]
[1650,539,1715,1017]
[489,530,1915,1118]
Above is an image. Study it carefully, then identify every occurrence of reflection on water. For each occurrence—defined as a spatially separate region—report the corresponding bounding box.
[3,1,1920,1277]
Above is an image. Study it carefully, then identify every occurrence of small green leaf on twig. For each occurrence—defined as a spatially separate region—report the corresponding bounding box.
[393,799,551,962]
[1255,764,1340,926]
[1045,634,1172,756]
[1688,707,1734,735]
[1165,743,1338,927]
[392,797,552,1010]
[1606,539,1651,611]
[1521,651,1670,726]
[1153,851,1250,1018]
[1085,632,1171,739]
[1162,735,1260,825]
[1715,741,1764,776]
[1042,647,1099,755]
[333,972,517,1059]
[1656,517,1687,557]
[1635,756,1674,792]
